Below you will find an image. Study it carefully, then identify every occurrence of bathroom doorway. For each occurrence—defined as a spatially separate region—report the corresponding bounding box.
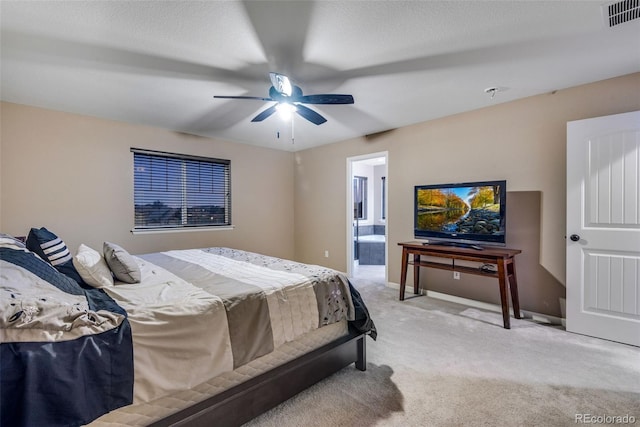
[346,152,388,282]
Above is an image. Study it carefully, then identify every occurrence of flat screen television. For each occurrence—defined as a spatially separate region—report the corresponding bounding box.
[414,180,507,248]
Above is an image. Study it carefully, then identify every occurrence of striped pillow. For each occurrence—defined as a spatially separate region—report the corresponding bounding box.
[26,227,85,285]
[40,236,72,266]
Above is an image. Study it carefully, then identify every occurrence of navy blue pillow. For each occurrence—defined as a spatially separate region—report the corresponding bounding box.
[26,227,86,285]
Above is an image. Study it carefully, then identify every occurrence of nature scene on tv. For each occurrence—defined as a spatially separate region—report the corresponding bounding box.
[416,185,504,236]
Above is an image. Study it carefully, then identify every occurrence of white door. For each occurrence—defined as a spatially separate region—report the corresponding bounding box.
[566,110,640,347]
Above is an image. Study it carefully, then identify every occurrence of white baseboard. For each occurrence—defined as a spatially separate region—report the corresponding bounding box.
[386,282,565,326]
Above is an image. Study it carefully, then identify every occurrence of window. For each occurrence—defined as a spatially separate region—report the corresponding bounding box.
[132,148,231,231]
[381,176,386,220]
[353,176,367,220]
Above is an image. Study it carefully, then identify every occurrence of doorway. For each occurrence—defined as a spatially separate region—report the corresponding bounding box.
[346,152,388,282]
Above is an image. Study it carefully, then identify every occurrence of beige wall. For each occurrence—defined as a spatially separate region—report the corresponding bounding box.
[2,73,639,318]
[0,102,295,259]
[294,73,640,317]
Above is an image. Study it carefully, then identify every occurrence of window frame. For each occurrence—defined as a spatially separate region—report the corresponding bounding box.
[131,148,232,234]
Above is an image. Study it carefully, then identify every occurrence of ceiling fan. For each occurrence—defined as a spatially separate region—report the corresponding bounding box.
[214,73,354,125]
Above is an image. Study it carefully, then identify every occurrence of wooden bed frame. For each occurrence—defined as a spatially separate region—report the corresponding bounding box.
[149,328,367,427]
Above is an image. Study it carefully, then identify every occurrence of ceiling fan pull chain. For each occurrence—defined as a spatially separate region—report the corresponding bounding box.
[291,116,295,144]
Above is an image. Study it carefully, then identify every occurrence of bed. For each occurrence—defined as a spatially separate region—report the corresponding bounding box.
[0,230,376,427]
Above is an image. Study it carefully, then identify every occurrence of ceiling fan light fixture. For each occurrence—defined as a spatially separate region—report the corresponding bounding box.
[276,103,297,120]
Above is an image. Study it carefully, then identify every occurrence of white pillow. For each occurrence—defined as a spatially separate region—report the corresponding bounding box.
[73,244,114,288]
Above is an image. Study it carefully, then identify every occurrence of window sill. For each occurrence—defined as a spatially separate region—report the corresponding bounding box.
[131,225,235,235]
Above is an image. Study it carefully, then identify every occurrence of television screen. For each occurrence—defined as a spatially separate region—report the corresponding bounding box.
[414,180,506,246]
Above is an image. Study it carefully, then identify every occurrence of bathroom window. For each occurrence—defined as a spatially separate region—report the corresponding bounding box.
[353,176,367,220]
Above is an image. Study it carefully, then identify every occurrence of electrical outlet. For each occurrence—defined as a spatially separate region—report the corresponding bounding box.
[453,271,461,280]
[324,250,329,258]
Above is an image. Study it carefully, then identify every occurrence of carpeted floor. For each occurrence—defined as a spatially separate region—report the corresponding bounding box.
[243,266,640,427]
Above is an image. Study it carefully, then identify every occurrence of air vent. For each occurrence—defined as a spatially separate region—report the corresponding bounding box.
[603,0,640,27]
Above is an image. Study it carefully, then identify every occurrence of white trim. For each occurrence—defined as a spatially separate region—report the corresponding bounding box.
[131,225,235,235]
[386,281,565,326]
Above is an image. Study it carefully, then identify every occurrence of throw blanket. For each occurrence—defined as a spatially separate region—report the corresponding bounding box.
[0,247,133,427]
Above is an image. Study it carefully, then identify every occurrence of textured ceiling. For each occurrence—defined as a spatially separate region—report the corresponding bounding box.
[1,1,639,151]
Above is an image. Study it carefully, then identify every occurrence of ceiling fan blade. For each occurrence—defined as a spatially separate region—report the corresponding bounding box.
[295,104,327,125]
[251,104,278,122]
[214,95,273,101]
[296,94,354,105]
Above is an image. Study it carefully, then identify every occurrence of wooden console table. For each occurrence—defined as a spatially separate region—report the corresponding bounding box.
[398,242,522,329]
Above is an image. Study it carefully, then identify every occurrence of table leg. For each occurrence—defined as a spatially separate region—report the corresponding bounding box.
[507,259,522,319]
[413,254,420,294]
[399,248,408,301]
[497,258,511,329]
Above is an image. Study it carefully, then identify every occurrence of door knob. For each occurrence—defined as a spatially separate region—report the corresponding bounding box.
[569,234,580,242]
